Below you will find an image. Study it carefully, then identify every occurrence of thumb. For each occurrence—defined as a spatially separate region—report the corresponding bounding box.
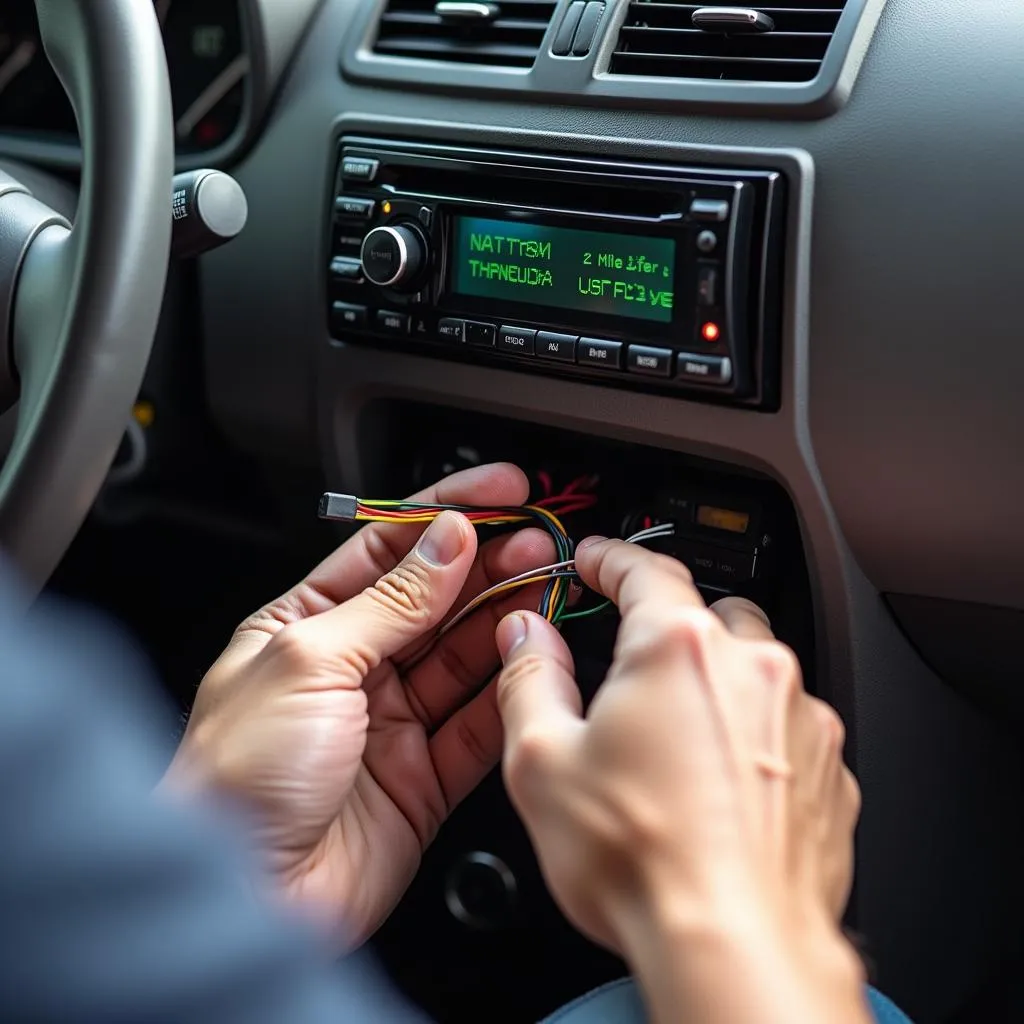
[497,611,583,767]
[308,510,478,669]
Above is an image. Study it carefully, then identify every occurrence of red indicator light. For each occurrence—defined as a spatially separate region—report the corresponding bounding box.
[701,321,721,343]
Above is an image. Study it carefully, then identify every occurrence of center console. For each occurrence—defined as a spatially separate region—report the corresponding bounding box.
[352,400,815,1022]
[326,139,786,408]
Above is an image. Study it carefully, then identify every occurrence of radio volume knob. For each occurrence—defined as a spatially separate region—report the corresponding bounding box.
[360,224,426,289]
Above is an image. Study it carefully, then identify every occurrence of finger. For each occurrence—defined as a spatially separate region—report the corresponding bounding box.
[497,611,583,753]
[710,597,774,640]
[429,677,503,811]
[285,511,478,680]
[400,528,557,726]
[574,538,705,624]
[395,526,556,665]
[302,463,531,610]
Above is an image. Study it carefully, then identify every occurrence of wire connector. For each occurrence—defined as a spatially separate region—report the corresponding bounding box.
[318,492,358,522]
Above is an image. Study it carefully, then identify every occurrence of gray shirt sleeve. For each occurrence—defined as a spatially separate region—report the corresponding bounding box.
[0,575,427,1024]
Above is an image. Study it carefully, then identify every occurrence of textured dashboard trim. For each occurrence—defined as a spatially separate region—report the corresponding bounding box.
[341,0,887,118]
[0,0,323,171]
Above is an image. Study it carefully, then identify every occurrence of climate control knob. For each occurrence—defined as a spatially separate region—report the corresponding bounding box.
[360,223,426,289]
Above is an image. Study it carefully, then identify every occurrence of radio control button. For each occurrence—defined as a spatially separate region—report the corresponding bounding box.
[335,196,375,220]
[696,230,718,254]
[697,264,718,306]
[627,345,673,377]
[438,318,465,343]
[331,301,368,333]
[376,310,410,334]
[690,199,731,222]
[578,338,623,370]
[498,326,536,355]
[341,156,379,182]
[337,231,365,251]
[465,321,496,348]
[536,331,577,362]
[361,224,426,289]
[330,256,364,281]
[677,353,733,385]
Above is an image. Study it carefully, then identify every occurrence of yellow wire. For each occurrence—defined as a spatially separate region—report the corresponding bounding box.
[355,514,529,526]
[355,501,573,626]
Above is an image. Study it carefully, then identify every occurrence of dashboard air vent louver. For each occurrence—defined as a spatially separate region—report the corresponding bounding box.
[609,1,850,82]
[373,0,558,68]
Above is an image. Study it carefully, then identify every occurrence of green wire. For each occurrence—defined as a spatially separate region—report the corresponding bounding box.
[555,599,612,624]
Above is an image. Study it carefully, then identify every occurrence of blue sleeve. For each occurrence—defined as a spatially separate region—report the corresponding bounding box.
[0,574,427,1024]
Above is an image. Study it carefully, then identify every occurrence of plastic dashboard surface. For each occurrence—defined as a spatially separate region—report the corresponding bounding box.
[195,3,1024,1018]
[201,0,1024,616]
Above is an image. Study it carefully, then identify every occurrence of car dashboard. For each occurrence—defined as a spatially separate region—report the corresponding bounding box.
[5,1,1024,1022]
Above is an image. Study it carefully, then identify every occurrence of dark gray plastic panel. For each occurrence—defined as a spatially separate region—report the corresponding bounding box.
[0,0,323,172]
[198,0,1024,1015]
[341,0,887,118]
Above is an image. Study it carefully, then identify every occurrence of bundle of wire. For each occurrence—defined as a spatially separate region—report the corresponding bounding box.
[317,479,672,634]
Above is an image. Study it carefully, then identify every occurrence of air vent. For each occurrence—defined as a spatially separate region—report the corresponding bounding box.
[609,1,849,82]
[373,0,558,68]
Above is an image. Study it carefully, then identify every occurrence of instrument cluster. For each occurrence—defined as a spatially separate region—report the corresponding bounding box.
[0,0,248,155]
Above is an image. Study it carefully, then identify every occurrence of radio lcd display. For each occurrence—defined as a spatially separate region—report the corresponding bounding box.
[451,216,676,325]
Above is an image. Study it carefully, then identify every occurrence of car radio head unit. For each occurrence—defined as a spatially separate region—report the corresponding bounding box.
[327,139,785,408]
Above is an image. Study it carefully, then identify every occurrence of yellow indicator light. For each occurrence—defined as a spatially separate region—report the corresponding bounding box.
[132,401,155,429]
[381,200,392,214]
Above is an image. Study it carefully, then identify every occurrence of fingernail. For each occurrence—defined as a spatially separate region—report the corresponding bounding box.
[735,598,772,630]
[497,613,528,661]
[576,535,608,553]
[416,511,467,567]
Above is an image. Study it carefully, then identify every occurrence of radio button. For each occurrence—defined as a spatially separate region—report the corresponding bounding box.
[690,198,731,222]
[331,301,368,332]
[578,338,623,370]
[361,224,426,289]
[335,196,375,220]
[536,332,577,362]
[438,318,465,343]
[696,230,719,254]
[330,256,364,282]
[697,264,718,306]
[627,345,673,377]
[498,326,536,355]
[677,353,733,385]
[465,321,496,348]
[376,310,410,335]
[341,157,379,182]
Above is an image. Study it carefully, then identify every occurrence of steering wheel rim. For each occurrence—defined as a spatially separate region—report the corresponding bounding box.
[0,0,173,602]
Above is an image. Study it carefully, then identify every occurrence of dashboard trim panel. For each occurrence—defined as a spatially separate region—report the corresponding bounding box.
[340,0,888,119]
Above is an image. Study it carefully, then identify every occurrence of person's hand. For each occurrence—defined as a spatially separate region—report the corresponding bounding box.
[496,538,866,1024]
[163,463,555,947]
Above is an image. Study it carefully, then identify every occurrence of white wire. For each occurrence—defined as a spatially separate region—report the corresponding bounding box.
[439,524,677,636]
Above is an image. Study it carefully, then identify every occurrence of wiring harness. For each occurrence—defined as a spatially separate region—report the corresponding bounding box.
[317,477,674,632]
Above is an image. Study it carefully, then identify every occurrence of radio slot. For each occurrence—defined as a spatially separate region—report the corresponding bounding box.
[326,138,785,409]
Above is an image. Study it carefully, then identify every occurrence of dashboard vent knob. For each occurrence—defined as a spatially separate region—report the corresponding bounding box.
[434,2,501,21]
[609,0,851,83]
[691,7,776,33]
[373,0,558,69]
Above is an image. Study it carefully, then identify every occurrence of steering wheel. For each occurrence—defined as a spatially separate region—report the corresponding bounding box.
[0,0,173,604]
